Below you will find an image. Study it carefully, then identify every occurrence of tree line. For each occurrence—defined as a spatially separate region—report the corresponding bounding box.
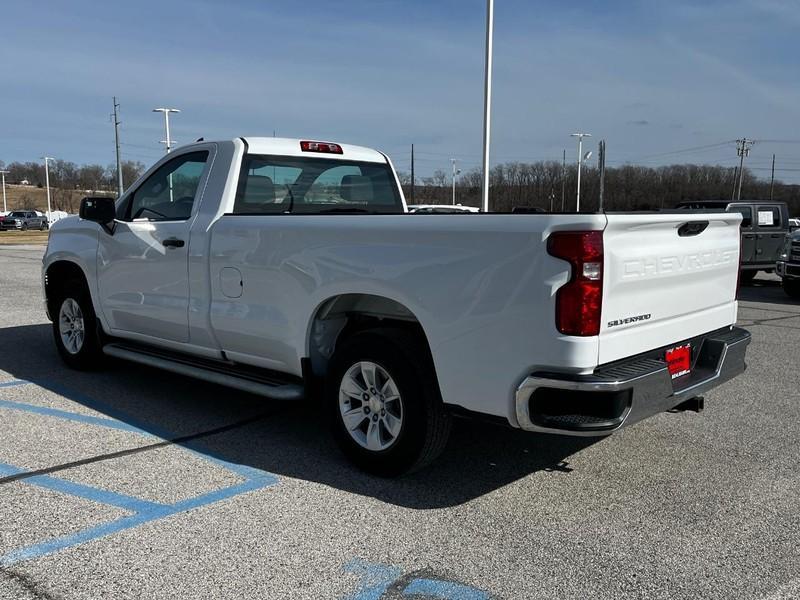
[400,163,800,214]
[0,159,146,194]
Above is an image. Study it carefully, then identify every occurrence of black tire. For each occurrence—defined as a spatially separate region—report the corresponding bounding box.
[20,222,28,231]
[784,279,800,299]
[326,328,451,476]
[51,278,104,369]
[40,221,47,231]
[740,269,757,285]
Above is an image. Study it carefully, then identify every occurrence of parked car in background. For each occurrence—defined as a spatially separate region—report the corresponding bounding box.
[0,210,49,231]
[776,230,800,299]
[677,200,790,284]
[789,217,800,232]
[407,204,480,214]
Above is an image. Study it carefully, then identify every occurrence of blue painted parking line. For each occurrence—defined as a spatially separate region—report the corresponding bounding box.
[0,399,154,436]
[0,380,280,567]
[343,559,491,600]
[0,379,29,389]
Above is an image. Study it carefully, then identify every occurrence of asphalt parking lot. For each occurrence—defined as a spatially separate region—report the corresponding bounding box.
[1,244,798,600]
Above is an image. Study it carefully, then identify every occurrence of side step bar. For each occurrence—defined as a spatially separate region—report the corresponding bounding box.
[102,343,304,401]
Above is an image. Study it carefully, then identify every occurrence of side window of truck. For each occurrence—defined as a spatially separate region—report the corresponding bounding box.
[727,206,752,229]
[123,151,209,222]
[755,206,781,229]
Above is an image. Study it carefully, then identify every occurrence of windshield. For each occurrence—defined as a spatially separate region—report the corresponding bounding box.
[233,154,402,214]
[9,212,26,217]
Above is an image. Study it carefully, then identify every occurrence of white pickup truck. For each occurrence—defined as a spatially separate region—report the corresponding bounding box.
[43,137,751,475]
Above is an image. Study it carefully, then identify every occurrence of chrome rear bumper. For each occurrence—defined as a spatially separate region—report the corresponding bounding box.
[515,326,751,436]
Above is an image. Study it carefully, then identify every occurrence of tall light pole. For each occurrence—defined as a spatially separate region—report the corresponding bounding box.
[152,107,180,153]
[451,158,461,205]
[0,170,8,213]
[480,0,494,213]
[570,133,591,212]
[40,157,54,222]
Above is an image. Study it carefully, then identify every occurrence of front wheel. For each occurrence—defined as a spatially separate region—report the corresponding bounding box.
[326,328,451,476]
[52,279,104,369]
[784,279,800,299]
[20,222,28,231]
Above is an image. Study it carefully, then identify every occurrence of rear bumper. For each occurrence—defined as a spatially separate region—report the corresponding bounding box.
[515,326,751,436]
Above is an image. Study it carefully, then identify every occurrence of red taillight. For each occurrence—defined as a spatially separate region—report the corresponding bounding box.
[300,140,343,154]
[547,230,604,336]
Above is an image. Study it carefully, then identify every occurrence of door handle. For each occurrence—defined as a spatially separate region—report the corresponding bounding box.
[162,238,185,248]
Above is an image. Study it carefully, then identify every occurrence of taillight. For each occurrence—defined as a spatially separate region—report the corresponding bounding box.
[547,230,604,336]
[300,140,343,154]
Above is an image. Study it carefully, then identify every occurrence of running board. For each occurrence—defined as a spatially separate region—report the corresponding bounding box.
[102,343,304,401]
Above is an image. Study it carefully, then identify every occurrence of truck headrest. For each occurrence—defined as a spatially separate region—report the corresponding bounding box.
[340,175,373,203]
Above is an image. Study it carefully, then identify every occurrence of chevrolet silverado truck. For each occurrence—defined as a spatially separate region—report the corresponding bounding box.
[42,137,751,475]
[776,229,800,298]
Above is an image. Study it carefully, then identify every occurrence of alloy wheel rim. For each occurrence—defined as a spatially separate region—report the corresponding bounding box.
[339,361,403,452]
[58,298,85,355]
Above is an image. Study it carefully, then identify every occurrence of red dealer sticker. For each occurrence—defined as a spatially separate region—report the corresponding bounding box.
[665,344,691,379]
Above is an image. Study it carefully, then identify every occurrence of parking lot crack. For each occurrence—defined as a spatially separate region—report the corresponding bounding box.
[0,412,269,486]
[0,567,65,600]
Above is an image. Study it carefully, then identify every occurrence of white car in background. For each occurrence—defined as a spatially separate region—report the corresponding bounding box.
[407,204,480,214]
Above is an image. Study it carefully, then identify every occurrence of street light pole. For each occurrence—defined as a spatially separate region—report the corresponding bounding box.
[0,170,8,213]
[152,107,180,153]
[40,157,54,222]
[570,133,591,212]
[480,0,494,213]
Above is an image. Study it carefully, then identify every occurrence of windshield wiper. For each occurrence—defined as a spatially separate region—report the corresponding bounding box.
[318,207,373,214]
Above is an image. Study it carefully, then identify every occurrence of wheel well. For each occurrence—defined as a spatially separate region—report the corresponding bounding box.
[44,261,89,319]
[307,294,433,377]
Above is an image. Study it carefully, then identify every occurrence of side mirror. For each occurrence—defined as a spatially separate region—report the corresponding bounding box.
[80,197,116,231]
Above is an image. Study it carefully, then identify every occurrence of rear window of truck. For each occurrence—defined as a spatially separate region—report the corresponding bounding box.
[233,155,402,215]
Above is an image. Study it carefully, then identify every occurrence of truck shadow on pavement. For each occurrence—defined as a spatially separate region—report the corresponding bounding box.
[0,323,597,510]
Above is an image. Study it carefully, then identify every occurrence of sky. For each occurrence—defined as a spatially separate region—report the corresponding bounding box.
[2,0,800,182]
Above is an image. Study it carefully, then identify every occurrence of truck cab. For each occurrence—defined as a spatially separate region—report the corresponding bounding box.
[677,200,790,283]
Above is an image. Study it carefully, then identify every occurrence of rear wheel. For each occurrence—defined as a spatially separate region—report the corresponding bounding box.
[784,279,800,299]
[52,278,104,369]
[326,328,451,476]
[40,221,47,231]
[740,269,757,285]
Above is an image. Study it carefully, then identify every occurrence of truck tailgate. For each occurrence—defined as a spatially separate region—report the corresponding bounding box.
[599,212,741,365]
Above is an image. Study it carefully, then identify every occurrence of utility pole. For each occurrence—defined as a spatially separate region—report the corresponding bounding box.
[480,0,494,213]
[735,138,754,201]
[731,166,738,201]
[410,144,415,204]
[570,133,591,211]
[451,158,461,205]
[113,97,124,197]
[561,149,566,211]
[40,157,53,222]
[598,140,606,211]
[0,170,8,213]
[770,153,775,201]
[152,107,180,153]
